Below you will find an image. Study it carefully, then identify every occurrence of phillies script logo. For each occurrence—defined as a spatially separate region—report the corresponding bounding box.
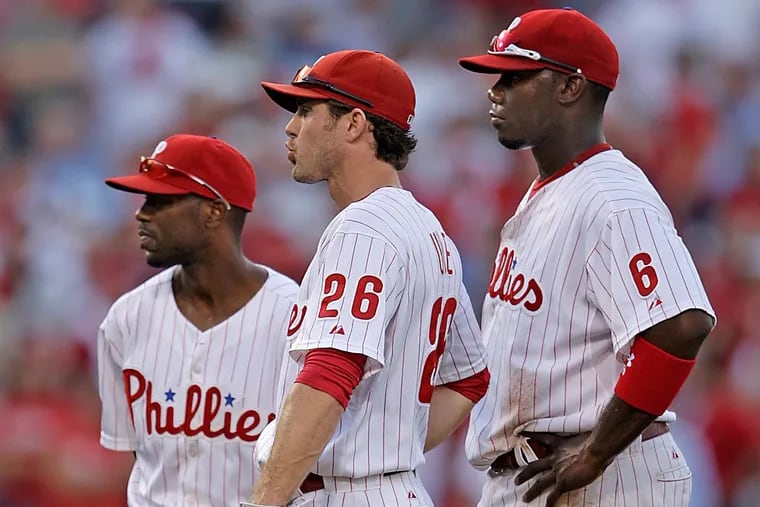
[487,246,543,312]
[124,369,275,442]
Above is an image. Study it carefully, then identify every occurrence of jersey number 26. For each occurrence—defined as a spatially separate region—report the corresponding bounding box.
[318,273,383,320]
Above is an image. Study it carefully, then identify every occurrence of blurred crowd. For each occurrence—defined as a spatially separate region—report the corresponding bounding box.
[0,0,758,505]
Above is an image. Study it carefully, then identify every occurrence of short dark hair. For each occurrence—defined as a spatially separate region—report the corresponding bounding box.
[588,81,611,109]
[226,206,247,238]
[551,71,611,111]
[189,195,248,238]
[327,101,417,171]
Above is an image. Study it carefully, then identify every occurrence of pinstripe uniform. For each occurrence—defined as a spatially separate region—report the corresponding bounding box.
[277,186,488,506]
[98,266,298,507]
[466,149,714,506]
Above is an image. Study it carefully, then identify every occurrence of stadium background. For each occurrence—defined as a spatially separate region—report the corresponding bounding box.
[0,0,758,505]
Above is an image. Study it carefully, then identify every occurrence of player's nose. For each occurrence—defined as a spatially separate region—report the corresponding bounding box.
[488,87,503,104]
[284,115,299,139]
[134,203,150,221]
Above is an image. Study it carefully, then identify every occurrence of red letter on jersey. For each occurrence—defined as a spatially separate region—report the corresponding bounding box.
[430,232,454,275]
[124,368,146,427]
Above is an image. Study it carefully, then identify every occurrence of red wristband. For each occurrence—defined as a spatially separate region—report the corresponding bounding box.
[614,337,696,416]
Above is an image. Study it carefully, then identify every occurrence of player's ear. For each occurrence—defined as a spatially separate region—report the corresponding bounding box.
[203,200,227,228]
[556,73,586,105]
[345,108,370,142]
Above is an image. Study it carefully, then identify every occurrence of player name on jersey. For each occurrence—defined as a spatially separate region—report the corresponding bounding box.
[487,245,543,312]
[124,368,276,442]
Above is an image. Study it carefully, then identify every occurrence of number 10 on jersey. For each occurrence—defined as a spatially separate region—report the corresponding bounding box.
[419,297,457,404]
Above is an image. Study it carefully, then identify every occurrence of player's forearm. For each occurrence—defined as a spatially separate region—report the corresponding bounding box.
[583,395,656,469]
[251,383,343,505]
[424,386,474,452]
[582,310,715,468]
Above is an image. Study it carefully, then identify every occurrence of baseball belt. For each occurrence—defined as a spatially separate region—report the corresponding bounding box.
[300,470,411,494]
[488,421,670,475]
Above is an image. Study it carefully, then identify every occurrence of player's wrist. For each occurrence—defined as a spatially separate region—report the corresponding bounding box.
[581,437,616,471]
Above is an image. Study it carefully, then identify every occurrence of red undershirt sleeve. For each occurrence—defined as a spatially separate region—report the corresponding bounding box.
[441,367,490,403]
[294,348,368,409]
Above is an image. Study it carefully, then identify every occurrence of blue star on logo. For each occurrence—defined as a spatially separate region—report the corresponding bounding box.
[512,258,517,269]
[224,393,235,407]
[165,389,175,402]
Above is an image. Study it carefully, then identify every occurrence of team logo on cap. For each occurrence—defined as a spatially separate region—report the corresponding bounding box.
[507,16,521,32]
[293,65,312,82]
[294,55,326,81]
[151,140,168,157]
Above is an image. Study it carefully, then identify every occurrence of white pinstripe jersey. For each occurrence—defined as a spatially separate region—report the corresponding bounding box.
[98,265,298,507]
[466,149,715,469]
[281,187,487,478]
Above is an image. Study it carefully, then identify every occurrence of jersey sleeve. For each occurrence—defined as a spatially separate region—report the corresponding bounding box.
[290,232,403,379]
[97,310,138,451]
[435,281,488,384]
[586,207,715,353]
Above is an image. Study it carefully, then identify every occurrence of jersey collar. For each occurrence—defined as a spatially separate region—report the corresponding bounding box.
[528,143,612,200]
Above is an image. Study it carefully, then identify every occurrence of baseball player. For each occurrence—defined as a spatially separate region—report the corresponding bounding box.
[457,8,716,507]
[243,50,490,507]
[98,134,299,506]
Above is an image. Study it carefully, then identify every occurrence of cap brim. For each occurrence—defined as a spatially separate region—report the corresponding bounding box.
[105,174,191,196]
[458,54,545,74]
[260,82,337,112]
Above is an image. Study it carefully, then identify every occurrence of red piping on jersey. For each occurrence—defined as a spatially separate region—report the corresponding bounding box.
[295,348,367,409]
[442,367,490,403]
[528,143,612,200]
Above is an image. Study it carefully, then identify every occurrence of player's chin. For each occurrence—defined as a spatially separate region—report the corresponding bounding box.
[144,252,170,268]
[291,166,321,184]
[497,134,529,151]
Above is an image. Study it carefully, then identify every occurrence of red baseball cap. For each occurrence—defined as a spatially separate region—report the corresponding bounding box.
[458,8,619,90]
[105,134,257,211]
[261,50,416,131]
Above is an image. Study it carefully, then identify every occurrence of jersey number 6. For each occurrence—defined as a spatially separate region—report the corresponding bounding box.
[628,252,659,297]
[419,297,458,404]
